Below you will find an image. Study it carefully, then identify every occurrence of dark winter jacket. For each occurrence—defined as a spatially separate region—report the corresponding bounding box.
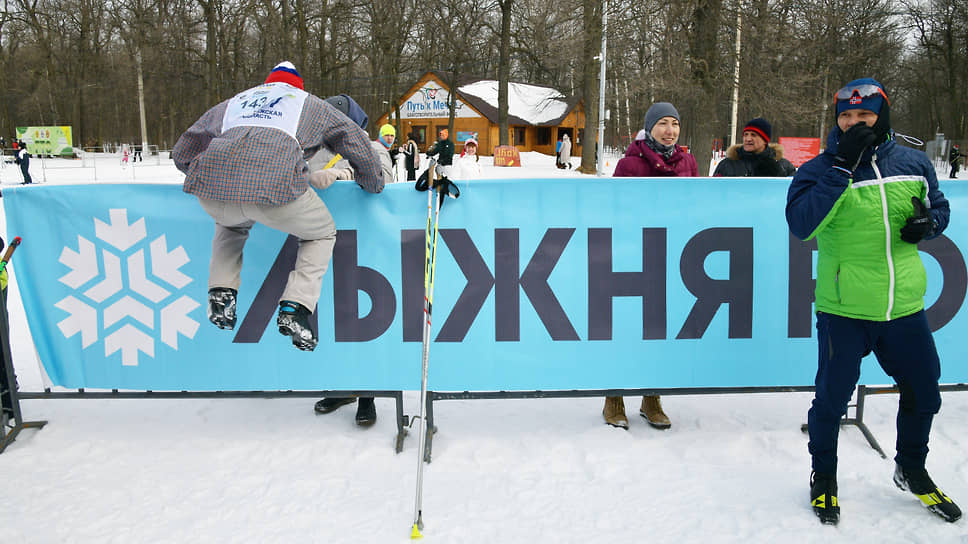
[427,138,455,166]
[403,139,419,172]
[713,143,796,177]
[951,147,962,165]
[613,139,698,177]
[786,128,949,320]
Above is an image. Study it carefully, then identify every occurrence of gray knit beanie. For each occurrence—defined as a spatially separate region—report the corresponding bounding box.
[643,102,680,132]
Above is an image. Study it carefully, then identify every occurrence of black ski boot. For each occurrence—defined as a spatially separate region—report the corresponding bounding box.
[893,463,962,522]
[314,397,357,414]
[277,300,317,351]
[810,471,840,525]
[355,397,377,427]
[207,288,237,330]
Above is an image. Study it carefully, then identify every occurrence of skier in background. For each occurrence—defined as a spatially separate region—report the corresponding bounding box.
[14,141,32,184]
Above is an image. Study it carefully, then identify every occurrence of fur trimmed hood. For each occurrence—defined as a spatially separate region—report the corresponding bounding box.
[725,142,785,161]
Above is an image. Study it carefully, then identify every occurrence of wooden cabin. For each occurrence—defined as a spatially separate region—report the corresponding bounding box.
[375,72,585,157]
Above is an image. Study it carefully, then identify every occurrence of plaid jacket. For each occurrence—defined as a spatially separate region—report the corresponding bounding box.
[173,83,383,204]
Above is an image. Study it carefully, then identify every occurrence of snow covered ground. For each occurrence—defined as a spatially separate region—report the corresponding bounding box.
[1,151,967,543]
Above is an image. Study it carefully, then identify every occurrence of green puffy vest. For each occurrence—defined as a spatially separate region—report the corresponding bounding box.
[808,172,929,321]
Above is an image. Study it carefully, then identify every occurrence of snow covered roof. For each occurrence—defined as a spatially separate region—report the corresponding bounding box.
[455,79,579,127]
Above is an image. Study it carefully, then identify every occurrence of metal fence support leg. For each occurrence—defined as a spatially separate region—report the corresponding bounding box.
[0,290,48,454]
[843,385,887,459]
[423,392,436,464]
[394,391,407,453]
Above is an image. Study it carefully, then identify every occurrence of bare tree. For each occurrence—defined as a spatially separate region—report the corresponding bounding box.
[901,0,968,139]
[497,0,512,145]
[0,0,958,158]
[578,0,601,173]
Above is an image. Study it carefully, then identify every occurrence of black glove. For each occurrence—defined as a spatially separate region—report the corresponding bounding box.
[752,155,784,177]
[900,196,935,244]
[834,123,878,173]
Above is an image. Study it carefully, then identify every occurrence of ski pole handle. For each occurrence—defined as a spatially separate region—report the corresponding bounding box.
[0,236,21,271]
[323,153,342,169]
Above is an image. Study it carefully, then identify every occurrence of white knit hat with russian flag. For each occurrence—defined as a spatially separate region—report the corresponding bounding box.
[265,61,304,90]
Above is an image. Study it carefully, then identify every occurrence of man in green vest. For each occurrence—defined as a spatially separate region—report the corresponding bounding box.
[786,77,960,525]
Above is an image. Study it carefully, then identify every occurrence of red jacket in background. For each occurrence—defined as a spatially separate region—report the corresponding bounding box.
[613,139,698,177]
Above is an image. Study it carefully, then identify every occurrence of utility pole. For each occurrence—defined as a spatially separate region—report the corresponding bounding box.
[596,0,608,176]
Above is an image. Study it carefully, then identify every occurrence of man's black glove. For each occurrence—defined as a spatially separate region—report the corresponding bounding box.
[900,196,935,244]
[834,122,878,173]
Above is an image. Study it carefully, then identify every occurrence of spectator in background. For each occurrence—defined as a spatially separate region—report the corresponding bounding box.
[949,144,964,179]
[376,124,398,182]
[304,94,385,426]
[426,128,454,177]
[172,61,384,352]
[15,141,32,184]
[786,77,959,526]
[402,132,420,181]
[557,133,572,169]
[607,101,698,430]
[713,117,796,177]
[452,137,482,179]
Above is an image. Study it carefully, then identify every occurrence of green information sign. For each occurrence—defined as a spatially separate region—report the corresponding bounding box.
[16,126,74,157]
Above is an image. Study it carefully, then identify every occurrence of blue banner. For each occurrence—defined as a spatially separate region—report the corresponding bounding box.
[3,179,967,391]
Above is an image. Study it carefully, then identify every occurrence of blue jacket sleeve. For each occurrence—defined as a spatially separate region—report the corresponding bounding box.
[785,155,851,240]
[921,154,950,238]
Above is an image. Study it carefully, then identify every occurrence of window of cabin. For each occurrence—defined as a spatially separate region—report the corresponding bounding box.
[536,127,551,146]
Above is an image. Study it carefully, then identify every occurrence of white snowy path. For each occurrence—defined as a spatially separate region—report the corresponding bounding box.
[1,152,966,543]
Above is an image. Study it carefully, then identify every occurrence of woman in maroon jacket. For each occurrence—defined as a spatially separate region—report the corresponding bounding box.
[605,101,698,430]
[613,102,698,178]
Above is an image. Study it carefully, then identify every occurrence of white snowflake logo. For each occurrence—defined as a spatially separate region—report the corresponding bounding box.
[55,209,201,366]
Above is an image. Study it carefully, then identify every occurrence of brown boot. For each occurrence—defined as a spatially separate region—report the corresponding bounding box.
[602,396,629,429]
[640,395,671,429]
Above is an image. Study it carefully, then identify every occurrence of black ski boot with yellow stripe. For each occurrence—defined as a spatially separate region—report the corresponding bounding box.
[810,471,840,525]
[893,463,962,522]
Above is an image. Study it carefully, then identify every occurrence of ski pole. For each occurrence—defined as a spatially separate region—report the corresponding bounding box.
[0,236,20,274]
[411,160,442,539]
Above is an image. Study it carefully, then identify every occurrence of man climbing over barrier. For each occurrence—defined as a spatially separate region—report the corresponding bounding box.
[172,61,385,351]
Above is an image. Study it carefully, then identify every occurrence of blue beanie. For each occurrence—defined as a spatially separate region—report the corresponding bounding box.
[835,77,887,116]
[643,102,680,132]
[325,94,369,129]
